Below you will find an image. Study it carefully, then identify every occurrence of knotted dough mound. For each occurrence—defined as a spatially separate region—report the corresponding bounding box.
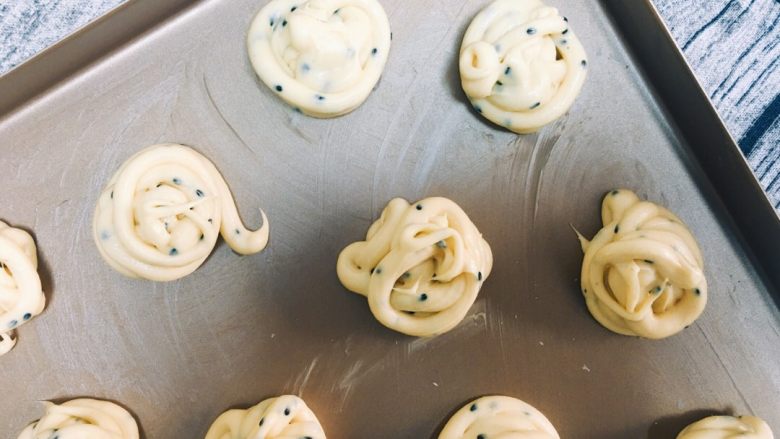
[337,197,492,337]
[460,0,587,133]
[247,0,391,118]
[93,144,269,282]
[17,399,139,439]
[578,189,707,339]
[0,221,45,356]
[205,395,326,439]
[439,395,560,439]
[677,415,774,439]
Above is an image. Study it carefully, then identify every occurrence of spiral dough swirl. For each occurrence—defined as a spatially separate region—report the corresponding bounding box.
[460,0,587,133]
[17,399,139,439]
[93,144,269,282]
[677,415,774,439]
[578,189,707,339]
[439,395,560,439]
[247,0,391,118]
[205,395,326,439]
[337,197,492,337]
[0,221,45,356]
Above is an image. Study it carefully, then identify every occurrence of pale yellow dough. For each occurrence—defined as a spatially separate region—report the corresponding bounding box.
[337,197,492,337]
[439,395,559,439]
[247,0,391,117]
[0,221,45,356]
[677,415,774,439]
[17,399,139,439]
[93,144,269,282]
[578,189,707,339]
[460,0,587,133]
[205,395,325,439]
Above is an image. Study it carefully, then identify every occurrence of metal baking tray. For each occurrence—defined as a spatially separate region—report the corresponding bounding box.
[1,0,778,437]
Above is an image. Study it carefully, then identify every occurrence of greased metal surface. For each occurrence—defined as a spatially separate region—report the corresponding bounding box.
[0,1,778,438]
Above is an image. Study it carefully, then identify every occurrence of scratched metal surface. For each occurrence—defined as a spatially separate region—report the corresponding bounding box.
[0,0,778,438]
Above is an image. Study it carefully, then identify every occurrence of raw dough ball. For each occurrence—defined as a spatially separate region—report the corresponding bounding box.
[247,0,391,117]
[17,399,139,439]
[337,197,492,337]
[0,221,45,356]
[677,415,774,439]
[93,143,269,281]
[439,395,559,439]
[578,189,707,339]
[460,0,587,133]
[205,395,325,439]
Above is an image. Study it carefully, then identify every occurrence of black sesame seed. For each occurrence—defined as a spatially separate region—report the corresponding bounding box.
[301,63,310,72]
[644,260,654,264]
[173,178,181,184]
[156,183,162,188]
[561,39,568,44]
[432,273,437,278]
[235,229,240,234]
[527,27,536,35]
[199,234,204,241]
[563,16,569,22]
[275,85,283,92]
[23,313,32,321]
[208,218,213,223]
[562,28,569,34]
[282,19,287,26]
[403,272,411,278]
[291,6,297,11]
[530,102,541,109]
[496,80,503,86]
[196,189,204,197]
[390,32,393,40]
[189,207,194,211]
[169,248,178,256]
[259,418,264,426]
[375,268,382,274]
[611,190,619,196]
[473,105,482,113]
[694,288,701,296]
[370,268,375,274]
[316,94,325,101]
[110,191,113,199]
[505,66,512,75]
[9,320,17,328]
[478,271,483,281]
[420,293,428,301]
[581,59,588,67]
[371,47,378,55]
[614,225,620,233]
[270,18,274,26]
[334,8,340,14]
[284,407,291,416]
[416,204,422,210]
[470,403,478,411]
[404,310,416,315]
[478,435,486,439]
[436,240,447,248]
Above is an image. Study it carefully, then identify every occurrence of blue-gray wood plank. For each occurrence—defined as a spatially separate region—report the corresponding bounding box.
[0,0,778,210]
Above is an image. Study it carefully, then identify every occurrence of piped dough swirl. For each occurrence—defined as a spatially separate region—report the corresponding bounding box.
[205,395,326,439]
[17,399,139,439]
[0,221,45,356]
[677,415,774,439]
[578,189,707,339]
[460,0,587,133]
[247,0,391,117]
[93,144,269,282]
[438,395,560,439]
[337,197,492,337]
